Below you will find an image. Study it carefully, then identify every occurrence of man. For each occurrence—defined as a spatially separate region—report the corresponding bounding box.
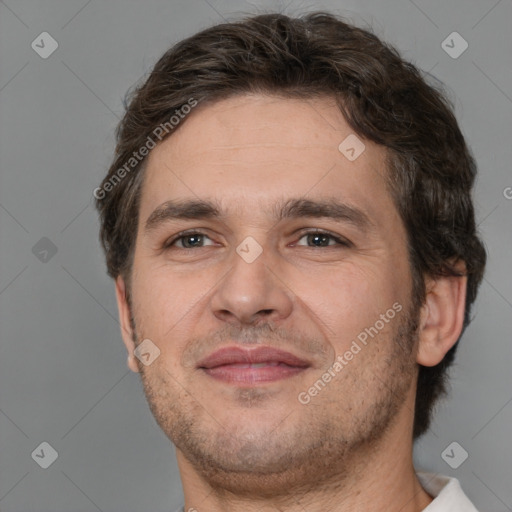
[94,11,486,511]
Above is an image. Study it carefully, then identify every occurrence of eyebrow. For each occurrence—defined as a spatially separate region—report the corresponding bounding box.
[144,197,374,234]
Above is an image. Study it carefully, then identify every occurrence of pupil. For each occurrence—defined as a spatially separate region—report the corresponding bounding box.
[310,234,328,246]
[185,235,202,247]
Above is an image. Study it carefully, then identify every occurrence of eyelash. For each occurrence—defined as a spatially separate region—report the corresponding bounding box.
[163,229,351,250]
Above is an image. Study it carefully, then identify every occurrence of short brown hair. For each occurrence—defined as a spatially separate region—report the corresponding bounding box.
[95,12,486,439]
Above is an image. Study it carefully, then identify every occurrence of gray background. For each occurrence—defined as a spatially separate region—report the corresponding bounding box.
[0,0,511,511]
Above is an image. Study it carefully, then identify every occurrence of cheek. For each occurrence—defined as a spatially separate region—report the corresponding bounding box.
[135,255,207,308]
[296,263,405,349]
[130,265,206,353]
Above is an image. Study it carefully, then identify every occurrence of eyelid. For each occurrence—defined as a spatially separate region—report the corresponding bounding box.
[163,228,214,249]
[293,228,352,247]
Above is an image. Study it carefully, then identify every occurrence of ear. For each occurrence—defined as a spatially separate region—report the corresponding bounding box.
[416,263,467,367]
[115,276,140,373]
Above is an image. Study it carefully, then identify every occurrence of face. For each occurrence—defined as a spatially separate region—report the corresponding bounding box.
[118,94,420,493]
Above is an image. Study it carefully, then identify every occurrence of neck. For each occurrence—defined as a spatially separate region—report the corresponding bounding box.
[177,404,433,512]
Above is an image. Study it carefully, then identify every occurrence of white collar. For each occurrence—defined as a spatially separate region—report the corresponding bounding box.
[417,471,479,511]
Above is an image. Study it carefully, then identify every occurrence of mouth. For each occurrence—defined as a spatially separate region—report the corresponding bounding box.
[197,346,311,385]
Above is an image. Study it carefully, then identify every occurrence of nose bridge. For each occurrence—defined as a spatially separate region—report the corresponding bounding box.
[210,237,293,324]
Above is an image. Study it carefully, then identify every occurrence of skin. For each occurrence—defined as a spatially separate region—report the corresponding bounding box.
[115,94,467,512]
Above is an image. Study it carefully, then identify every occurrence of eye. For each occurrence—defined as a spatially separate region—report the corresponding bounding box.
[164,231,215,249]
[295,230,350,248]
[162,229,351,251]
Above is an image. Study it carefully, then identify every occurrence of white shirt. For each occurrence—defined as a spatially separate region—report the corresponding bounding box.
[418,471,479,511]
[177,472,479,511]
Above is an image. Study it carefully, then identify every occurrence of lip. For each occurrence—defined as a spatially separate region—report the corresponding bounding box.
[197,346,311,385]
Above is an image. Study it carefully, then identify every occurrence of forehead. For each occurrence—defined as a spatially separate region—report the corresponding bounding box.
[138,94,395,228]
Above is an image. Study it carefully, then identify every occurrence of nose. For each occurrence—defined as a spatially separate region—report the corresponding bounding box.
[210,242,293,326]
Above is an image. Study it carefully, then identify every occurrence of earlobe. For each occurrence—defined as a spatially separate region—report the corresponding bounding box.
[416,266,467,367]
[115,276,140,373]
